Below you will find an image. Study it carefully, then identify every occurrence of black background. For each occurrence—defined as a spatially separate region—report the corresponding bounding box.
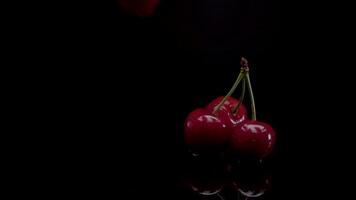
[72,0,285,198]
[60,0,286,198]
[14,0,354,199]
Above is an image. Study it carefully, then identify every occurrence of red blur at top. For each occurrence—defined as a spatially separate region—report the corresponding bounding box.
[117,0,160,17]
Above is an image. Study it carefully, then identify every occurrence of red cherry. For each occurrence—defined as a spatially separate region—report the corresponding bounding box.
[206,96,247,126]
[184,108,230,150]
[117,0,160,17]
[230,120,276,158]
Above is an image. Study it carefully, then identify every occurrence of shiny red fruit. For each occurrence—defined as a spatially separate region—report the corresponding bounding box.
[206,96,247,126]
[184,108,230,150]
[117,0,160,17]
[230,120,276,158]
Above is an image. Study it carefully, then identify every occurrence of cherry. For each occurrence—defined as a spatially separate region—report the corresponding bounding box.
[230,120,276,159]
[229,58,276,159]
[184,109,230,150]
[184,67,247,150]
[206,96,247,126]
[117,0,160,17]
[184,57,276,159]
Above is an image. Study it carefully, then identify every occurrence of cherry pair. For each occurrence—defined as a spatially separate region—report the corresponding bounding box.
[184,58,276,159]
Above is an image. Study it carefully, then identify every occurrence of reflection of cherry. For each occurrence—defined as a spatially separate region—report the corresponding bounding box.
[230,160,272,198]
[182,152,228,196]
[187,180,223,196]
[235,176,271,198]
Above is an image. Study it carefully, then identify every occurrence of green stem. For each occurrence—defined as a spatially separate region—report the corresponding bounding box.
[232,76,246,114]
[213,69,245,114]
[246,72,256,120]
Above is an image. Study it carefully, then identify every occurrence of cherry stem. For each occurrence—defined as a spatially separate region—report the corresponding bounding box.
[213,68,245,114]
[246,72,257,120]
[232,76,246,114]
[240,57,257,120]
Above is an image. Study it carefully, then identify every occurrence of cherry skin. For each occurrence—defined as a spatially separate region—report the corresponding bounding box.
[206,96,247,126]
[184,108,231,150]
[117,0,160,17]
[230,120,276,159]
